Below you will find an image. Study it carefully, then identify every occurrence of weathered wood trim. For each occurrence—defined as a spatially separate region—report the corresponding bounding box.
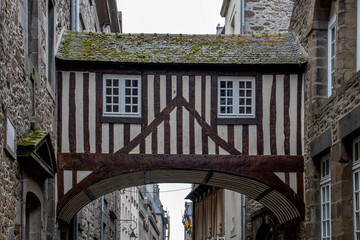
[297,172,304,200]
[189,75,195,154]
[270,75,277,155]
[124,123,130,146]
[177,74,183,154]
[57,71,63,153]
[216,118,258,125]
[179,97,241,155]
[242,125,249,155]
[201,75,208,154]
[141,74,148,154]
[73,170,77,186]
[58,169,64,198]
[284,74,290,155]
[95,72,102,153]
[228,125,234,146]
[297,74,303,155]
[58,153,304,172]
[100,116,143,124]
[69,72,76,153]
[116,97,179,154]
[109,123,114,153]
[256,74,264,155]
[83,73,90,153]
[152,75,160,154]
[164,74,171,154]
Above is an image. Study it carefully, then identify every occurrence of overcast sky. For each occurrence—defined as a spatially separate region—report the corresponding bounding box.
[116,0,225,34]
[115,1,224,239]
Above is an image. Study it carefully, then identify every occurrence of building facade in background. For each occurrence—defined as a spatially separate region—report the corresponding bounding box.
[220,0,294,34]
[0,0,120,239]
[290,0,360,239]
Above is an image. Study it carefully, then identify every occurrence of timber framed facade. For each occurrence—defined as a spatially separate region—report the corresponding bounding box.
[56,32,306,227]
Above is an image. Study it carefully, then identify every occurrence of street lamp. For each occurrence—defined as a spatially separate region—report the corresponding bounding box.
[129,231,136,240]
[119,219,137,240]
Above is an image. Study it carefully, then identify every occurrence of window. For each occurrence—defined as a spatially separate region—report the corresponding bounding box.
[353,138,360,239]
[327,3,336,97]
[103,75,141,117]
[320,157,331,240]
[218,76,255,118]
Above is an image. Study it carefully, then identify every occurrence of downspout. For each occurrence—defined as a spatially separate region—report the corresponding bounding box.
[115,191,119,240]
[241,0,245,34]
[75,0,80,31]
[242,195,246,240]
[70,0,75,30]
[101,196,104,240]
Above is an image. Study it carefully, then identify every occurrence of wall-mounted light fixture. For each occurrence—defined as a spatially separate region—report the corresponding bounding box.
[119,219,137,240]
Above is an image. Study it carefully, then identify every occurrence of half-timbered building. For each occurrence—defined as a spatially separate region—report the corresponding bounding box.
[55,31,306,236]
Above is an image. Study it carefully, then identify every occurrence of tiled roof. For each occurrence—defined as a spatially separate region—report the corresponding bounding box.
[56,31,306,65]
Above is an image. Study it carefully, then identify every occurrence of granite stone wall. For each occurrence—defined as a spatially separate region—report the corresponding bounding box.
[290,0,358,239]
[244,0,294,34]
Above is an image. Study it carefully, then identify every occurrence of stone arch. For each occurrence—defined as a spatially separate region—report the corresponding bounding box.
[25,192,42,240]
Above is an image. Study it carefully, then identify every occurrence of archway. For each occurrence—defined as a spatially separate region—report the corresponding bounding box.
[26,192,42,240]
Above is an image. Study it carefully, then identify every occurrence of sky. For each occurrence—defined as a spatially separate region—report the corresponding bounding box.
[158,184,192,240]
[115,1,224,239]
[116,0,225,34]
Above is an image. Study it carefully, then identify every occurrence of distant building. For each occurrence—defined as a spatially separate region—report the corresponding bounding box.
[183,202,193,240]
[220,0,294,34]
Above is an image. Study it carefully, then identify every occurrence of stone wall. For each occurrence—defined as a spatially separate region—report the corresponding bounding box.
[244,0,294,34]
[290,0,358,239]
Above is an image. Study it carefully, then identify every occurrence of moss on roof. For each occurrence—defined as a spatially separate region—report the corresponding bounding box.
[18,131,48,148]
[56,31,306,65]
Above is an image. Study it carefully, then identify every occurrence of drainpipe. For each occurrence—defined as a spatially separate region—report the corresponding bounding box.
[115,191,119,240]
[242,195,245,240]
[70,0,75,30]
[101,196,104,240]
[241,0,245,34]
[75,0,80,31]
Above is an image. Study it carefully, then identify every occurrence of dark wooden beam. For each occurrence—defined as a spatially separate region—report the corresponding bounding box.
[58,153,304,173]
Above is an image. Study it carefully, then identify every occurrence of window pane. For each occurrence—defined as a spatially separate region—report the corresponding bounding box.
[239,99,244,105]
[106,105,111,112]
[132,80,138,87]
[246,90,252,97]
[133,97,138,104]
[125,97,131,104]
[246,98,252,105]
[106,97,111,103]
[357,213,360,230]
[125,80,131,87]
[125,105,131,112]
[220,106,226,113]
[227,106,233,113]
[113,105,119,112]
[113,97,119,104]
[220,98,226,105]
[246,81,252,88]
[355,142,359,161]
[133,89,138,95]
[220,81,226,88]
[132,106,138,113]
[113,79,119,86]
[239,107,244,114]
[227,99,232,105]
[113,88,119,95]
[239,81,244,88]
[356,192,359,211]
[246,107,252,114]
[220,90,226,96]
[356,173,359,191]
[227,81,233,88]
[106,79,112,86]
[227,90,233,96]
[239,90,245,97]
[106,88,112,95]
[125,89,131,95]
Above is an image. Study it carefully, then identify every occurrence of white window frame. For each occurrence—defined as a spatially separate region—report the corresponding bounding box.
[357,0,360,71]
[327,4,336,97]
[320,156,331,240]
[217,76,256,118]
[353,137,360,240]
[103,74,141,117]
